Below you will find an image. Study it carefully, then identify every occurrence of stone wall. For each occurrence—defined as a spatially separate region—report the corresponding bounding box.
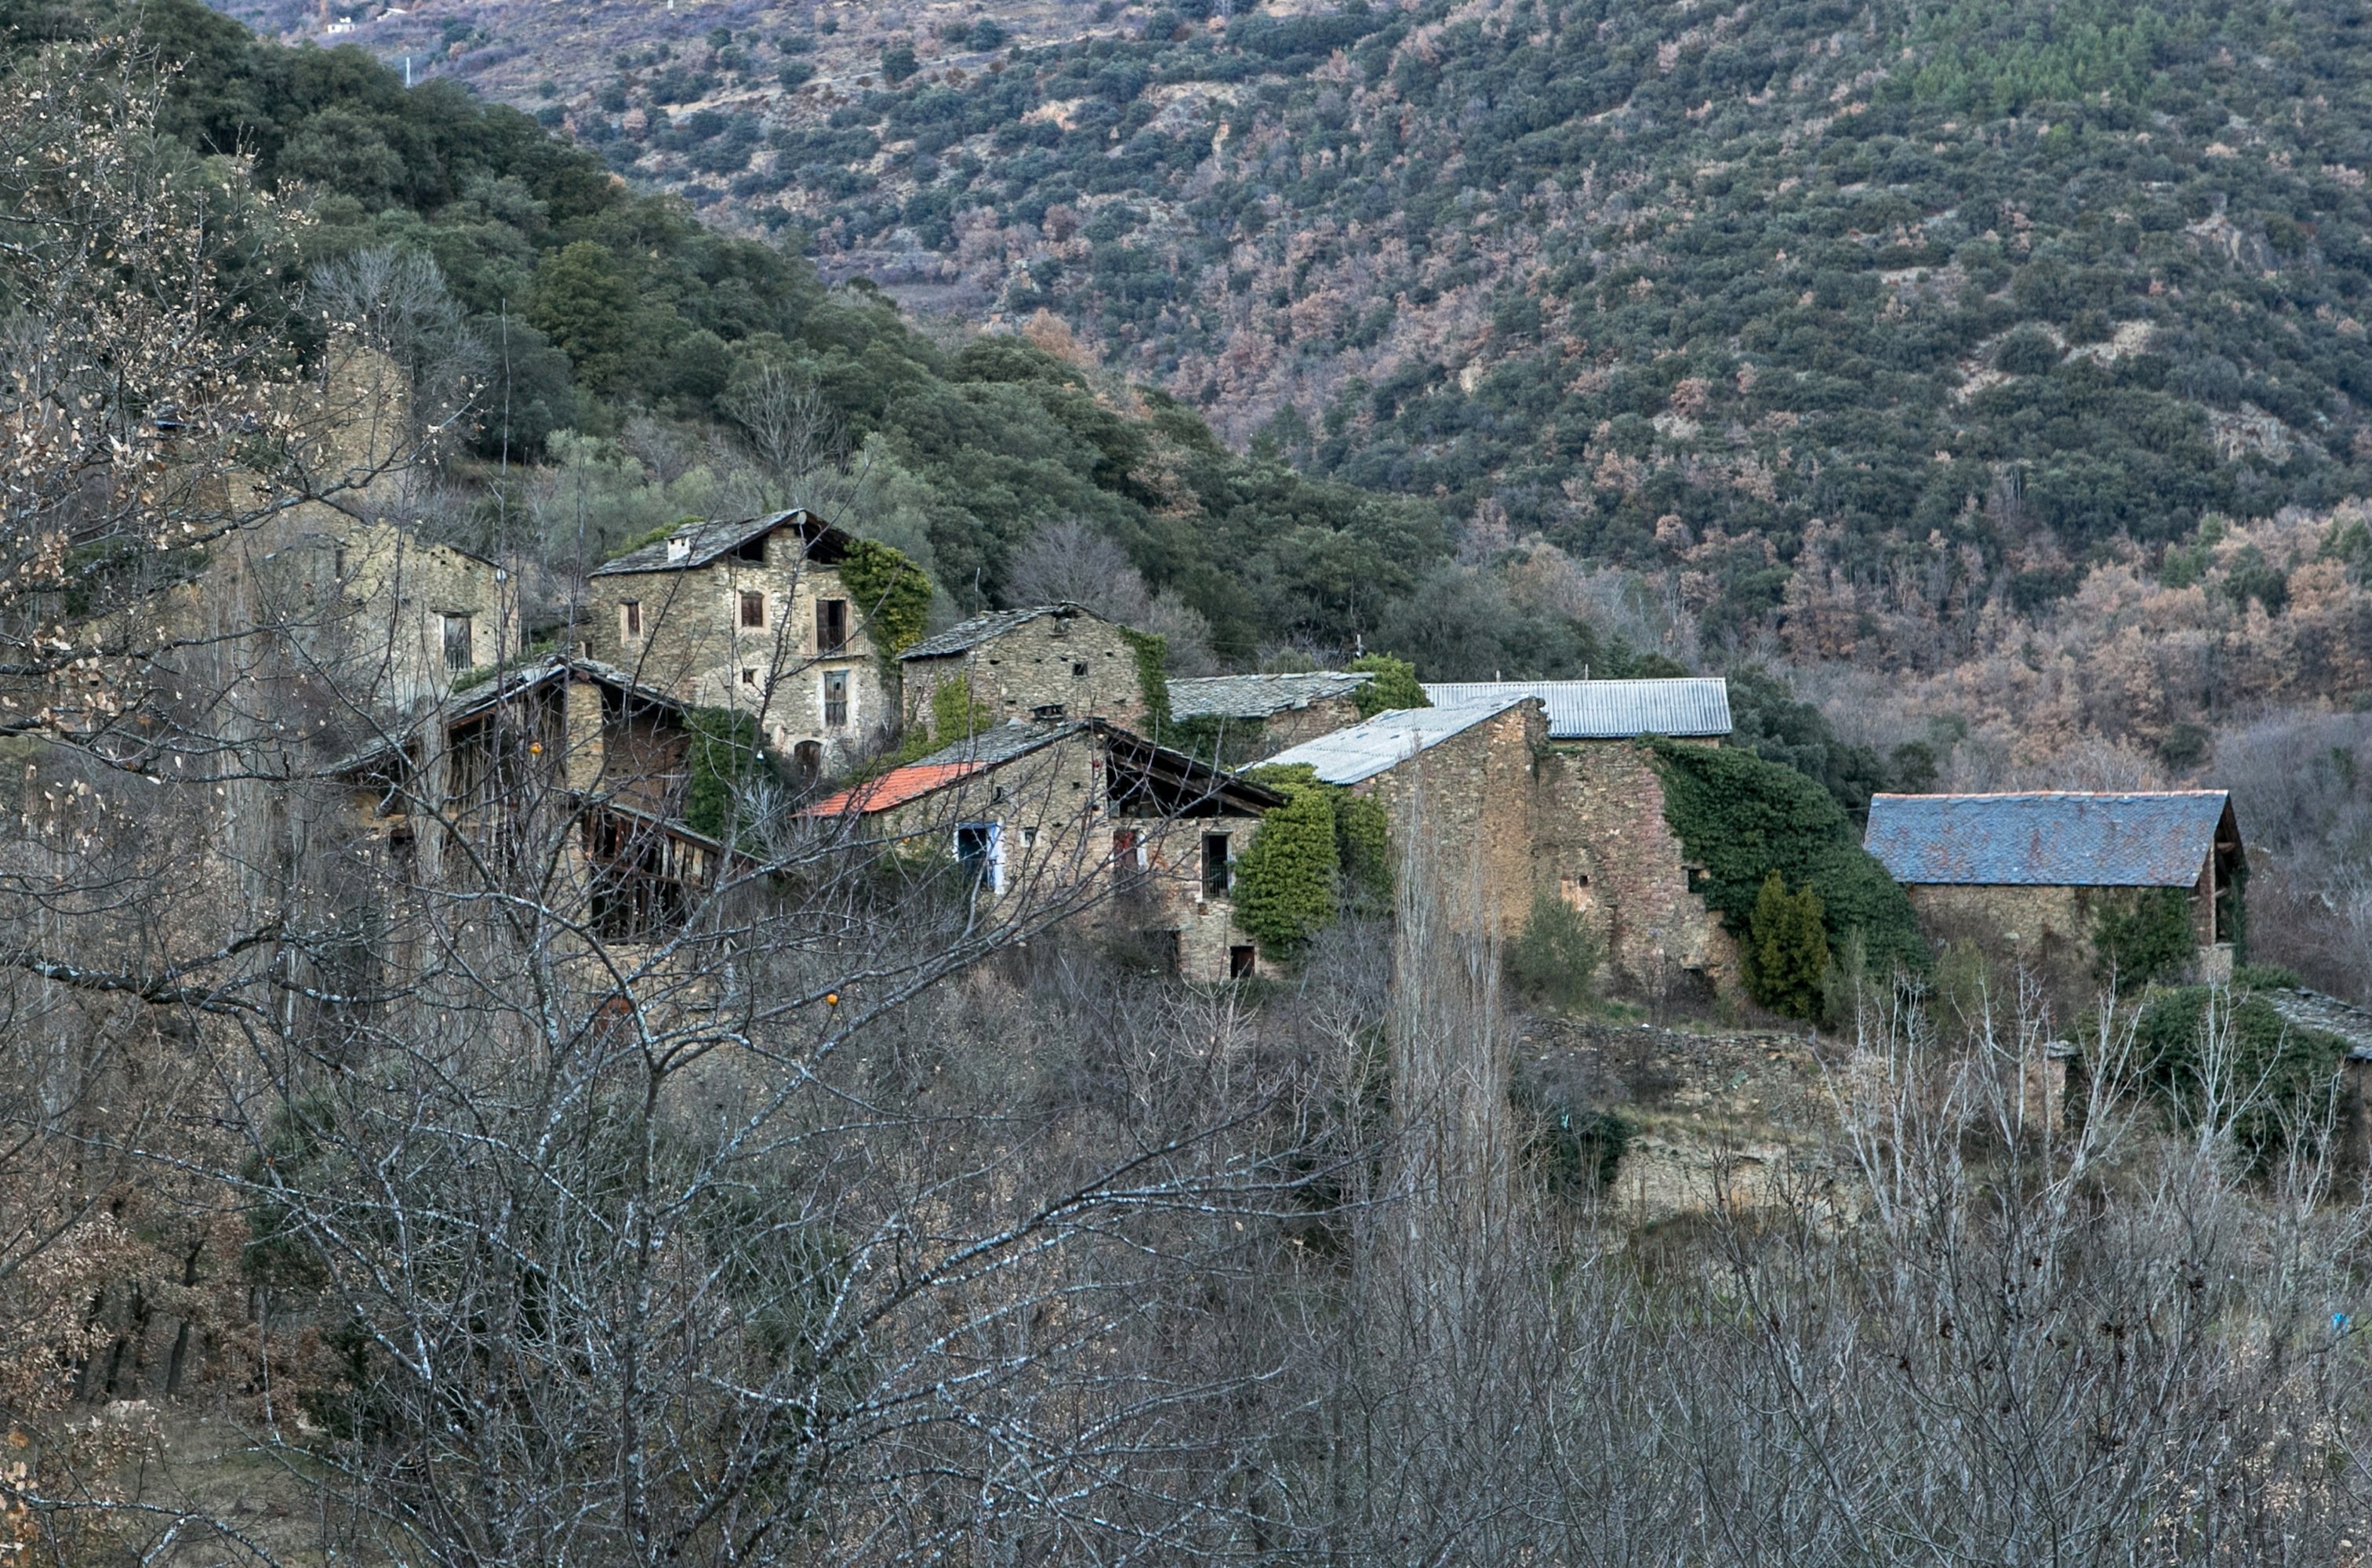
[1256,692,1364,753]
[582,533,893,778]
[902,612,1148,742]
[1530,739,1739,1000]
[859,727,1254,984]
[1350,703,1542,936]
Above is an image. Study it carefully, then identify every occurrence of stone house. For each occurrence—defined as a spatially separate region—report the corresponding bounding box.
[1413,679,1741,998]
[343,655,734,944]
[1863,791,2246,995]
[582,510,892,782]
[1166,671,1373,764]
[806,717,1281,982]
[898,604,1149,745]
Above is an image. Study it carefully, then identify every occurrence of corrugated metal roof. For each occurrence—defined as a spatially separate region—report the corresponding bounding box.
[1254,696,1534,786]
[1168,671,1373,719]
[1421,677,1731,739]
[901,604,1101,661]
[588,509,848,577]
[1862,791,2235,887]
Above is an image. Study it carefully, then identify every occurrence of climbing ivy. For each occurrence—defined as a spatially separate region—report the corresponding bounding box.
[890,673,997,766]
[1347,654,1427,718]
[1121,627,1171,733]
[1234,764,1395,955]
[2091,887,2199,989]
[837,539,933,661]
[684,707,768,844]
[1647,739,1928,980]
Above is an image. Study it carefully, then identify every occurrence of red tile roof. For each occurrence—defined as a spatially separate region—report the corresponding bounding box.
[807,762,979,818]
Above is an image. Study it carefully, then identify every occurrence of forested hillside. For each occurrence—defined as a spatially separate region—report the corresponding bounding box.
[419,0,2372,644]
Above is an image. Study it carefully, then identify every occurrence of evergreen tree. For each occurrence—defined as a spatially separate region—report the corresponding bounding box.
[1748,871,1829,1022]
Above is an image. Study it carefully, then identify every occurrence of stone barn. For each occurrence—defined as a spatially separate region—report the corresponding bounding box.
[1422,679,1741,999]
[1255,695,1546,935]
[1863,790,2246,996]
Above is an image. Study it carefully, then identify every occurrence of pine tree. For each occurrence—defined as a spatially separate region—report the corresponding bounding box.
[1748,870,1830,1022]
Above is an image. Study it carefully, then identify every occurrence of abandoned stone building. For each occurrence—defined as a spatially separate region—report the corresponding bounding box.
[898,604,1150,746]
[1165,671,1374,764]
[807,717,1280,982]
[342,654,734,944]
[1863,790,2247,996]
[1245,679,1745,996]
[582,510,892,781]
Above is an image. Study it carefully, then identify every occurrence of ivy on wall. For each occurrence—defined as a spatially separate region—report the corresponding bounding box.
[1234,764,1396,955]
[838,539,933,661]
[890,673,997,767]
[1647,739,1928,980]
[1121,627,1172,731]
[2091,887,2199,989]
[684,706,768,844]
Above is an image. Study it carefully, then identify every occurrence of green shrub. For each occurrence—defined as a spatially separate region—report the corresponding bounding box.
[2232,963,2301,991]
[1512,1080,1631,1196]
[1647,739,1928,981]
[1746,870,1829,1021]
[2091,886,2196,989]
[1507,891,1603,1011]
[685,707,767,843]
[1348,653,1427,717]
[2132,985,2347,1171]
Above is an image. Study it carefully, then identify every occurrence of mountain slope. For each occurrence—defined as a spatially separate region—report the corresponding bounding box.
[339,0,2372,641]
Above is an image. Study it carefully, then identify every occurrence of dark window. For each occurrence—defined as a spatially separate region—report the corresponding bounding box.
[740,590,765,628]
[1071,660,1088,677]
[1203,833,1231,898]
[792,740,823,784]
[1032,702,1066,720]
[620,600,641,639]
[1230,944,1257,979]
[741,667,757,686]
[1686,866,1705,893]
[443,614,472,670]
[955,822,998,892]
[735,535,767,563]
[823,670,849,727]
[816,597,848,652]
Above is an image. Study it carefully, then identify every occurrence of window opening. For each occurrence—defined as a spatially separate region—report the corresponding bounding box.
[954,822,1001,893]
[1071,660,1088,677]
[1032,702,1066,721]
[1203,833,1231,898]
[620,600,642,639]
[739,590,765,629]
[823,670,849,728]
[442,614,472,670]
[816,597,848,652]
[1230,945,1258,979]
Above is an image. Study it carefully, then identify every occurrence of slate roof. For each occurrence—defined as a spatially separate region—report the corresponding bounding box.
[588,509,849,577]
[808,719,1284,818]
[1168,671,1373,720]
[1421,677,1732,739]
[1862,791,2236,887]
[900,604,1109,661]
[1255,695,1535,786]
[906,719,1085,770]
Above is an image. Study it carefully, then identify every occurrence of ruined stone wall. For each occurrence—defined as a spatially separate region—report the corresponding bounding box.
[583,535,892,775]
[902,615,1147,743]
[1907,884,2097,1004]
[1257,693,1364,752]
[1529,740,1739,998]
[1350,704,1541,937]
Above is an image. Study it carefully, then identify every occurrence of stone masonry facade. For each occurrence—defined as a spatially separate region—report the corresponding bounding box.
[900,608,1149,742]
[582,531,893,779]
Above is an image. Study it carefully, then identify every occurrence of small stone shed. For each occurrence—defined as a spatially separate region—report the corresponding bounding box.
[583,510,890,779]
[898,604,1150,744]
[1863,791,2246,991]
[1257,695,1545,935]
[807,717,1282,982]
[1166,671,1374,763]
[1420,679,1740,998]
